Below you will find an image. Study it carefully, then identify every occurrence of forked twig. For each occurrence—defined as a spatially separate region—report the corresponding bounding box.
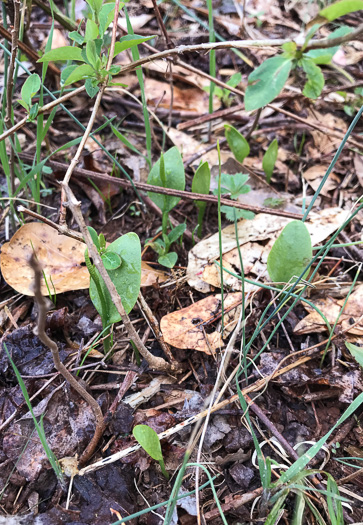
[29,254,105,466]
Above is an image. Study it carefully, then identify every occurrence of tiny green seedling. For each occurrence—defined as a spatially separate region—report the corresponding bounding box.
[263,138,278,183]
[213,173,255,221]
[146,223,186,268]
[147,147,186,268]
[86,227,141,352]
[204,72,242,107]
[192,161,211,237]
[267,220,312,285]
[17,73,41,121]
[224,124,250,164]
[133,424,169,479]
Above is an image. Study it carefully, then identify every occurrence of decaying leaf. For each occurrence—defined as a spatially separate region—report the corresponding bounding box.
[188,208,348,292]
[0,223,90,296]
[294,284,363,336]
[303,165,340,196]
[160,293,241,354]
[0,223,169,296]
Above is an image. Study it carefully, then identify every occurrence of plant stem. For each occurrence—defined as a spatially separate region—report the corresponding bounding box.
[197,206,205,238]
[162,211,168,237]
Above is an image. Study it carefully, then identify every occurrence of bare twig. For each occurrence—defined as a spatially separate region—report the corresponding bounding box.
[0,86,86,144]
[29,254,105,466]
[27,154,303,220]
[119,25,363,75]
[62,184,173,373]
[138,292,178,367]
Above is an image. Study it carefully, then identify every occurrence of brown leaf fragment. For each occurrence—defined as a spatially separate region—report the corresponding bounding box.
[294,284,363,336]
[160,293,241,354]
[0,223,89,296]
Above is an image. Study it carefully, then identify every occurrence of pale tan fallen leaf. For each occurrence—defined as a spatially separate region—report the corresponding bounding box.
[0,223,169,296]
[294,284,363,336]
[188,208,348,293]
[142,78,216,114]
[303,165,340,196]
[308,110,347,155]
[160,293,241,354]
[168,128,230,166]
[42,29,68,51]
[141,261,168,287]
[0,223,90,296]
[117,14,153,32]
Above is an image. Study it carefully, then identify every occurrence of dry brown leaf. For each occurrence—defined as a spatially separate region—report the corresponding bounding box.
[141,262,168,287]
[308,110,347,155]
[0,223,90,296]
[168,128,230,166]
[188,208,348,293]
[117,14,153,32]
[160,293,241,354]
[142,78,215,114]
[294,284,363,336]
[303,165,340,196]
[0,223,169,296]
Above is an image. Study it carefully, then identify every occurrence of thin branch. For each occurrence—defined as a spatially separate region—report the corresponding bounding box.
[29,254,105,466]
[62,184,173,373]
[0,86,86,144]
[28,154,304,220]
[119,25,363,75]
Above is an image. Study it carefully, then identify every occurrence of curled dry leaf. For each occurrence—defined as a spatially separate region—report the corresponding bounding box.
[160,293,241,354]
[0,223,168,296]
[294,284,363,336]
[188,208,348,293]
[0,223,90,296]
[303,165,340,196]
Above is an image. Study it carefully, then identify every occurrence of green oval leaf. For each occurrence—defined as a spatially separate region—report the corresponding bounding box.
[263,139,278,183]
[245,56,292,111]
[147,147,185,214]
[87,226,100,251]
[267,221,312,284]
[301,58,324,99]
[224,125,250,164]
[133,424,163,461]
[101,251,122,270]
[37,46,85,63]
[158,252,178,268]
[113,34,156,57]
[192,161,211,209]
[319,0,363,21]
[21,74,41,107]
[63,64,95,86]
[345,342,363,368]
[89,232,141,323]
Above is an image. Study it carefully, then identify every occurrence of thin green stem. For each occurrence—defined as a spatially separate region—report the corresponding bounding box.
[85,249,111,353]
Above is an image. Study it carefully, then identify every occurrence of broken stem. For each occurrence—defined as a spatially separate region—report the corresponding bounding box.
[29,254,105,466]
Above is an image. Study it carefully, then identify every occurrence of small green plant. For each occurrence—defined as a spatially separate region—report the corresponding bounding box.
[213,172,255,221]
[224,124,250,164]
[86,227,141,352]
[146,223,186,268]
[244,0,360,110]
[191,161,211,237]
[147,147,186,268]
[263,138,278,183]
[267,220,312,285]
[204,72,242,107]
[341,87,363,117]
[17,73,41,121]
[263,197,285,208]
[133,424,169,479]
[345,342,363,368]
[37,0,155,96]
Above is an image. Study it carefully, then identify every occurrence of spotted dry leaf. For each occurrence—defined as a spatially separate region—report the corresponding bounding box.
[0,222,89,296]
[0,223,168,296]
[160,293,241,354]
